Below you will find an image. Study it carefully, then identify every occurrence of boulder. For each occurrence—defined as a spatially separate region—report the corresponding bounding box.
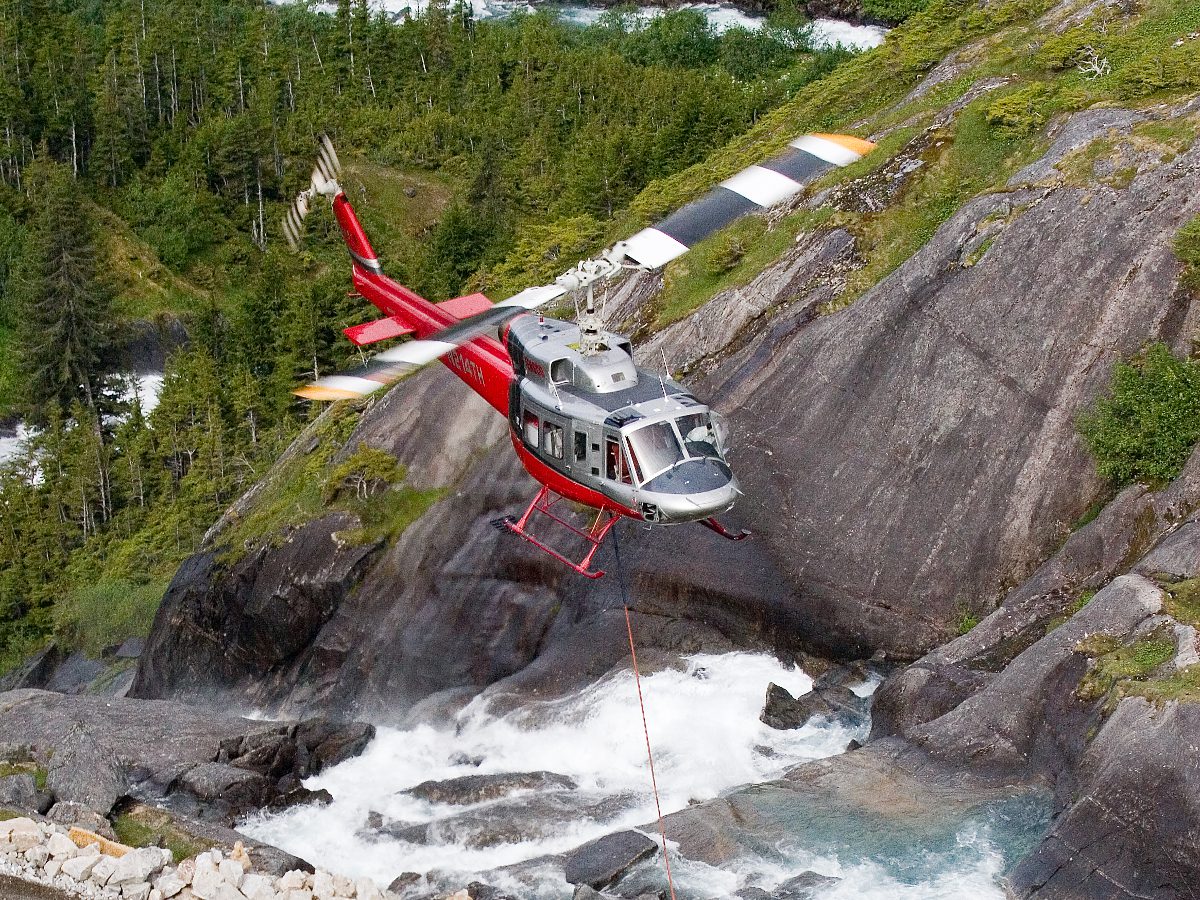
[0,773,40,810]
[0,690,370,824]
[563,831,658,890]
[401,771,577,805]
[110,847,169,886]
[760,683,868,730]
[44,651,106,695]
[776,871,841,898]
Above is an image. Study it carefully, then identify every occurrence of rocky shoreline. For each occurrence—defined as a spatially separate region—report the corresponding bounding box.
[0,816,398,900]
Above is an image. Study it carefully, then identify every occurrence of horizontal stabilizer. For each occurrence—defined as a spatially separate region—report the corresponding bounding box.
[343,317,415,347]
[437,292,494,320]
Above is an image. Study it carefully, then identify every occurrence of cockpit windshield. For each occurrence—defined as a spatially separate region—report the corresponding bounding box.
[625,421,684,482]
[623,411,728,484]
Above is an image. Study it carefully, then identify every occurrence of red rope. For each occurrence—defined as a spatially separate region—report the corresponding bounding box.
[623,604,679,900]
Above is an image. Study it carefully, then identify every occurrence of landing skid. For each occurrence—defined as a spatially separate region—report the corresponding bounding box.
[492,486,620,579]
[701,517,751,541]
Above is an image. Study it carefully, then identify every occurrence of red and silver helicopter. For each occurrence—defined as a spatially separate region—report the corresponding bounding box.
[284,132,873,577]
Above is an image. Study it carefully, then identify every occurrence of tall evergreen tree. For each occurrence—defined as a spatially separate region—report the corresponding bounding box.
[13,159,113,421]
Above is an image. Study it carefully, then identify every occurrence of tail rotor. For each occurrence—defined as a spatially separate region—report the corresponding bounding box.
[283,134,343,251]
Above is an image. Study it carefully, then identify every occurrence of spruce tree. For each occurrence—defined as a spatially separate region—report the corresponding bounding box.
[14,160,113,422]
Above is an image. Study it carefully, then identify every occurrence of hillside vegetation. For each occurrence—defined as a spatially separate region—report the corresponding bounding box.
[0,0,1197,670]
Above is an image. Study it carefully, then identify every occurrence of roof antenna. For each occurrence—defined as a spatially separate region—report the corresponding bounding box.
[659,348,670,399]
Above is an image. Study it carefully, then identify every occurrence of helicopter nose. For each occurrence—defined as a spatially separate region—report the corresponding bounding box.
[638,471,740,525]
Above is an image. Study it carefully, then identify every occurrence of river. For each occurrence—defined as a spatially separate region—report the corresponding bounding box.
[242,652,1050,897]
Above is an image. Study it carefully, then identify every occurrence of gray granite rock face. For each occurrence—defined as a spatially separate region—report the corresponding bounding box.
[1009,699,1200,899]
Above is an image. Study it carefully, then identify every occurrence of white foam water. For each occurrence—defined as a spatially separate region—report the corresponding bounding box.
[311,0,888,48]
[242,652,875,888]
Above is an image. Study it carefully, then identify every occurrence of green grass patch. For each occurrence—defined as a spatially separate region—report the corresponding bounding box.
[1164,579,1200,627]
[114,808,212,862]
[956,606,981,635]
[0,762,47,791]
[1119,664,1200,704]
[54,579,170,656]
[216,404,360,558]
[95,204,210,322]
[1077,630,1176,701]
[1077,343,1200,489]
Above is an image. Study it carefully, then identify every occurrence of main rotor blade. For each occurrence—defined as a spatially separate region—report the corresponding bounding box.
[295,132,873,401]
[621,134,874,269]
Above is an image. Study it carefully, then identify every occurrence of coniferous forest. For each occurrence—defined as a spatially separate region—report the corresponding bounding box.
[0,0,860,666]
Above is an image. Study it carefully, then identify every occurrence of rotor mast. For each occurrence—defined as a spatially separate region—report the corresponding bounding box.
[555,243,640,357]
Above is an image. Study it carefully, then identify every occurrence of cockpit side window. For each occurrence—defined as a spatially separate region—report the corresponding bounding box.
[676,412,722,460]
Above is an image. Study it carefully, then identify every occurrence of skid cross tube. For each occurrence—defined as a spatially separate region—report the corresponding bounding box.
[494,486,620,578]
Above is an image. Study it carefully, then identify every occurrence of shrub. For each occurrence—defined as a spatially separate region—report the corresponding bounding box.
[324,443,406,503]
[863,0,931,25]
[985,83,1055,136]
[1077,343,1200,488]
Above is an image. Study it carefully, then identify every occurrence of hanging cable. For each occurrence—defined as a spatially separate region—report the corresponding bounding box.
[613,526,678,900]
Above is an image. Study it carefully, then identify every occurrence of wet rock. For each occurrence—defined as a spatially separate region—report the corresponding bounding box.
[776,871,841,897]
[760,683,868,730]
[176,763,277,814]
[401,771,577,805]
[466,882,517,899]
[563,830,658,890]
[388,872,423,892]
[1009,699,1200,898]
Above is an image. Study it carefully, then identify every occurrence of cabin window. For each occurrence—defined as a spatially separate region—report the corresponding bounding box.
[605,437,631,484]
[573,431,588,462]
[523,411,540,447]
[544,422,565,459]
[551,359,571,384]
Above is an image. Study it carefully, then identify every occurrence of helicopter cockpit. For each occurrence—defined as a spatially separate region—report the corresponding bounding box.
[605,405,737,524]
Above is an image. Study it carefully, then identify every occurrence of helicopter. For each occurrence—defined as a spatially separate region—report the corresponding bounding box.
[284,132,874,577]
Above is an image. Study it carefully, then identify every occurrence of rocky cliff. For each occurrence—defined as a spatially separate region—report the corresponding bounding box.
[131,85,1200,723]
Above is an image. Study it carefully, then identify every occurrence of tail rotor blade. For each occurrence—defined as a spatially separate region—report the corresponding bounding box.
[283,134,343,252]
